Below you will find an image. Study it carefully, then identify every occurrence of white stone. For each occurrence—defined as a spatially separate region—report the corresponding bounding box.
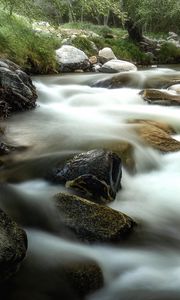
[56,45,88,64]
[98,47,116,61]
[100,59,137,73]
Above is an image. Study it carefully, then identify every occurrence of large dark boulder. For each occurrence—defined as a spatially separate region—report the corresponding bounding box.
[0,59,37,119]
[52,149,122,204]
[0,207,27,282]
[55,193,136,243]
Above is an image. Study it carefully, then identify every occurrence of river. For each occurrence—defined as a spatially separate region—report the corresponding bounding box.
[1,67,180,299]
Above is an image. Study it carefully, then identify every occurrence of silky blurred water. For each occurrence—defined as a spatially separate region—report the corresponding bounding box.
[1,67,180,300]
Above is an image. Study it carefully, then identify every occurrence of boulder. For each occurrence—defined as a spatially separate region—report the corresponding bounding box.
[141,88,180,105]
[99,59,137,73]
[55,193,136,243]
[51,149,122,204]
[0,59,37,119]
[0,208,27,282]
[98,47,117,64]
[56,45,90,72]
[130,119,180,153]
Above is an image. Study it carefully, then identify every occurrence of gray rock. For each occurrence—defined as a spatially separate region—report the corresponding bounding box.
[56,45,90,72]
[0,60,37,119]
[99,59,137,73]
[0,208,27,282]
[98,47,116,64]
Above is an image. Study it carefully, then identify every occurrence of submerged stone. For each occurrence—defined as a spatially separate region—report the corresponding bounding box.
[55,193,136,243]
[64,262,103,297]
[92,72,180,89]
[52,149,122,204]
[0,208,27,282]
[141,88,180,105]
[130,119,180,153]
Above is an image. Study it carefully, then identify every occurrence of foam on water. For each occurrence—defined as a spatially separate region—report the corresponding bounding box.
[1,68,180,299]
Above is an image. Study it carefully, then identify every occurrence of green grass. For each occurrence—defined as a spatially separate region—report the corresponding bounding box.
[61,22,150,64]
[157,42,180,64]
[0,14,179,75]
[0,11,60,74]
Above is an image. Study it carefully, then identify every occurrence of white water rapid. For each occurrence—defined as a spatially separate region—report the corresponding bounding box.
[1,67,180,300]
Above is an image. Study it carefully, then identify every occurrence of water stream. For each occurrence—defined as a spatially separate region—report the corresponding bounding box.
[1,67,180,299]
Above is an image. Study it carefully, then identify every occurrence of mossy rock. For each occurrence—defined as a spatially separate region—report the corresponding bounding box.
[54,192,136,243]
[64,262,103,297]
[0,208,27,282]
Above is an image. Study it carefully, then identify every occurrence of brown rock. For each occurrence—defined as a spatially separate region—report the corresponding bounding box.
[89,56,98,65]
[131,119,180,152]
[141,89,180,105]
[55,192,136,243]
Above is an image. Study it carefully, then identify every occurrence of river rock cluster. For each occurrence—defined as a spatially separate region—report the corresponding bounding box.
[0,59,38,285]
[0,59,137,296]
[1,57,180,298]
[56,45,137,73]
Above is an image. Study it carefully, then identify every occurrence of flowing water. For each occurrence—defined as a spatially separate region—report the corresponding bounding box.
[1,67,180,299]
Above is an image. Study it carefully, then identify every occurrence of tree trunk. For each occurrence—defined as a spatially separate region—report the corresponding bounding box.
[125,18,143,42]
[103,10,110,26]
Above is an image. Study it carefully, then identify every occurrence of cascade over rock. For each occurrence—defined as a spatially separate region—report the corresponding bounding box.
[51,149,122,204]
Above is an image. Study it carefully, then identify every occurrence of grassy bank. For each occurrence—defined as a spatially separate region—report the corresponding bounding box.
[0,11,179,74]
[0,11,60,74]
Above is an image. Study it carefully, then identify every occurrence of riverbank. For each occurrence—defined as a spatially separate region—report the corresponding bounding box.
[0,11,179,75]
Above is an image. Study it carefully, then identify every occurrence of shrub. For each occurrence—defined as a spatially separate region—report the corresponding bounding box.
[157,42,180,64]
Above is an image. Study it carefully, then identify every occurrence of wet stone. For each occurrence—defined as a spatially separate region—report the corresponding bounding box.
[52,149,122,204]
[0,59,37,119]
[55,192,136,243]
[0,208,27,282]
[141,88,180,106]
